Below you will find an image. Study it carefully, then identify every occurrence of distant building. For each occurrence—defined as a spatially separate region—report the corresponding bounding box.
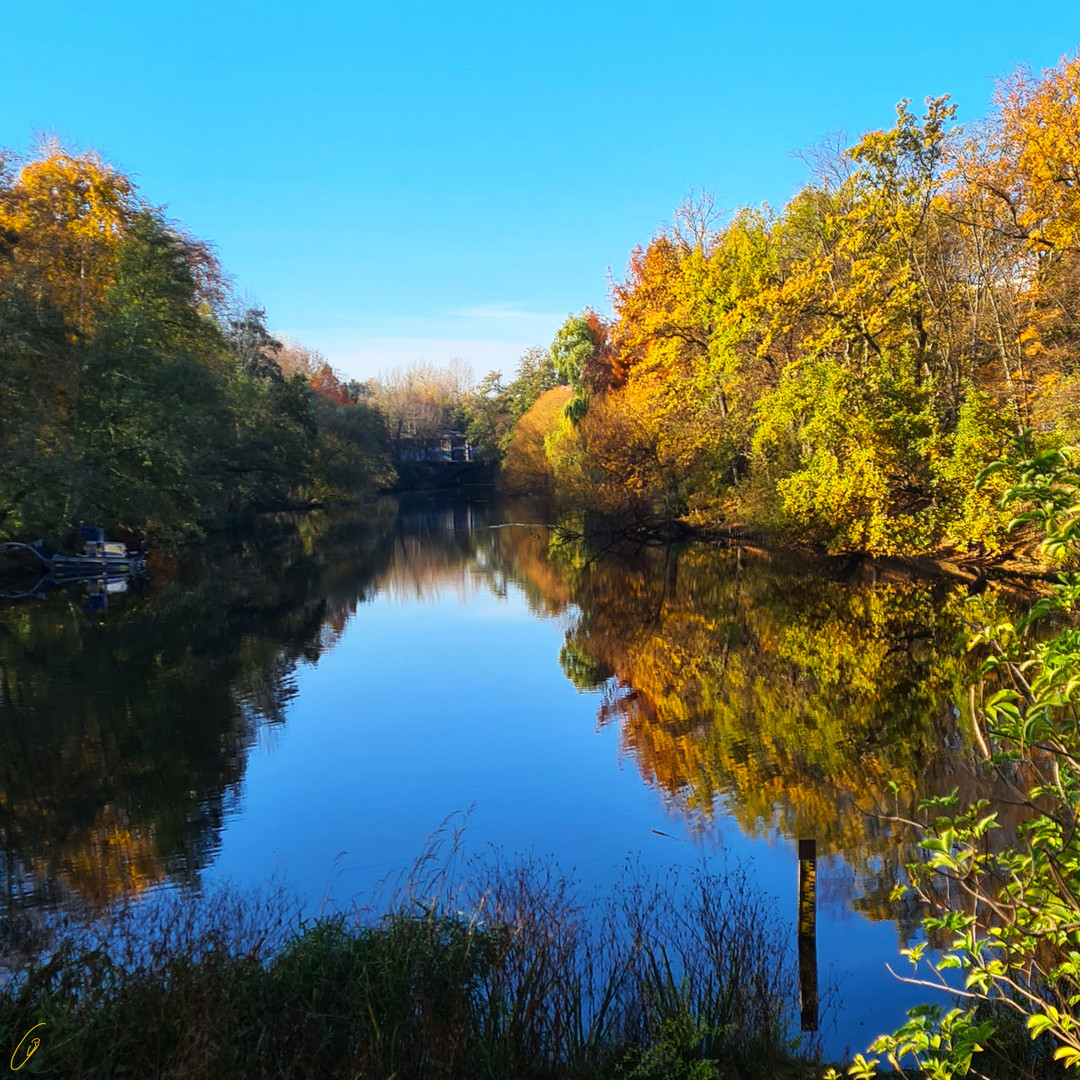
[397,430,474,463]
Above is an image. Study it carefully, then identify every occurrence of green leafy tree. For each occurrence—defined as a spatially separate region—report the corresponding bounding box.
[0,143,394,543]
[77,211,232,539]
[832,439,1080,1078]
[550,312,600,422]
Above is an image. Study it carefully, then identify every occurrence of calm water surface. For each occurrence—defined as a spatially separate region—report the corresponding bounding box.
[0,494,1012,1058]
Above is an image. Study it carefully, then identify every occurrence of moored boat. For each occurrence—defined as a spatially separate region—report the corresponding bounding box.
[0,527,148,599]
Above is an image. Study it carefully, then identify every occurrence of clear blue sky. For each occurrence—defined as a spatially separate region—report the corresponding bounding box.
[4,2,1079,381]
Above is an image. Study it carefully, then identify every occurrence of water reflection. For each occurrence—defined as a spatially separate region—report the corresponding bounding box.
[0,495,1023,960]
[0,507,396,918]
[497,534,1020,938]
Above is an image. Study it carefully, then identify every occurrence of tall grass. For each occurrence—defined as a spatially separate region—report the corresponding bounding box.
[0,842,820,1079]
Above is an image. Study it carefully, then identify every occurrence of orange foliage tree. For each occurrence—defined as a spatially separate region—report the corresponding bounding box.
[498,386,573,495]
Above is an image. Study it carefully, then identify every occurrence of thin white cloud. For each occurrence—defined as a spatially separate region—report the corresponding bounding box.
[282,307,569,382]
[301,336,542,382]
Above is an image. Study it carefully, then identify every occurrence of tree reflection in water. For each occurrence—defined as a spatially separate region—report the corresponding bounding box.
[486,528,1031,942]
[0,505,396,922]
[0,496,1032,953]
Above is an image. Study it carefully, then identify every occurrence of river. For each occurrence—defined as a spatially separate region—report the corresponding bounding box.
[0,493,1017,1060]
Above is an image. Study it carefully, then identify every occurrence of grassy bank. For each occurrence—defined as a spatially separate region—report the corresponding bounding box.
[1,850,822,1079]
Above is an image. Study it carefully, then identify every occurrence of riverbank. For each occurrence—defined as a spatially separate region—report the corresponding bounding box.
[1,855,824,1080]
[553,508,1061,591]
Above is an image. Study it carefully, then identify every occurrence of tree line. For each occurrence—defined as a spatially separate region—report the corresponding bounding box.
[0,141,396,546]
[485,54,1080,558]
[0,135,581,547]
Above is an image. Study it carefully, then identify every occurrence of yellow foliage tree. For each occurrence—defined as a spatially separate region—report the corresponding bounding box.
[0,143,136,333]
[498,385,573,495]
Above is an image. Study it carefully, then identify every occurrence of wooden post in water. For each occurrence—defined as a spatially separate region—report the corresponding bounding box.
[798,837,818,1032]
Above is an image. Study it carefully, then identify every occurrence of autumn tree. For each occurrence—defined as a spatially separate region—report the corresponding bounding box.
[464,345,564,461]
[498,386,573,495]
[372,359,473,457]
[0,141,137,334]
[0,141,394,542]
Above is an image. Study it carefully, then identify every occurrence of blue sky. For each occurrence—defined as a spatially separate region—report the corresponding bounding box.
[4,2,1080,380]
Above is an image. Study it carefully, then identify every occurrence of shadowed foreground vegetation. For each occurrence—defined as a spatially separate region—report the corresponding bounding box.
[1,845,820,1080]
